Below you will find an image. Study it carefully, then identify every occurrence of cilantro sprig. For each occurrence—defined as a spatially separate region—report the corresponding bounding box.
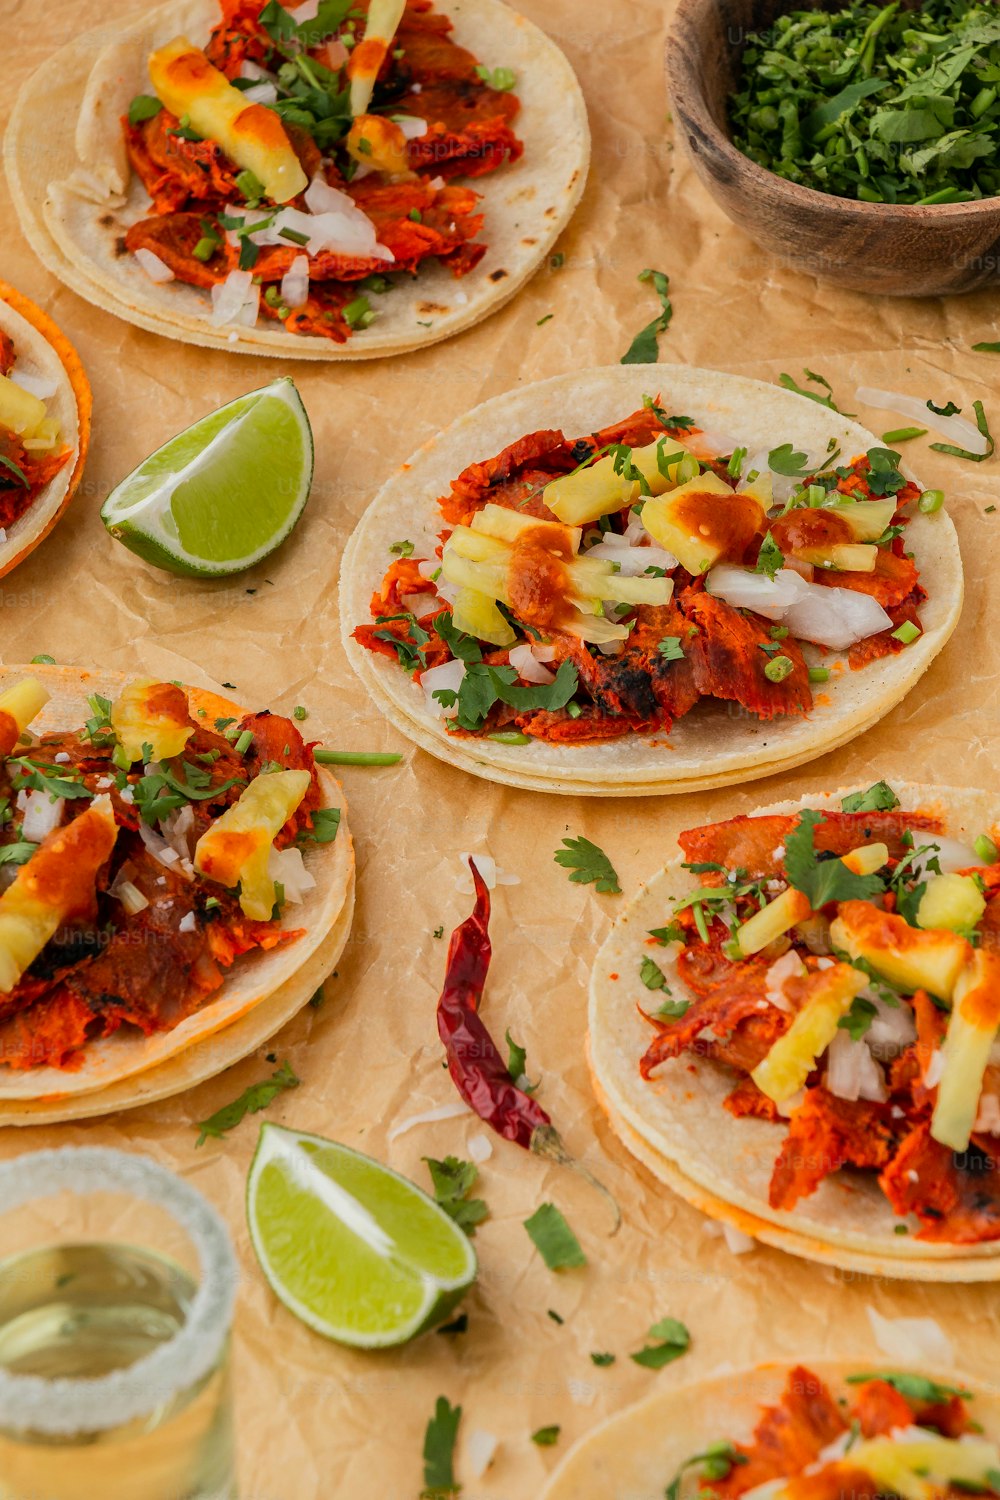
[784,810,887,908]
[194,1061,300,1146]
[621,268,673,365]
[554,836,621,894]
[423,1156,488,1238]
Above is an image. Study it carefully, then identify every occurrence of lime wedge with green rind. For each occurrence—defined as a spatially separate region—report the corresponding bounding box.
[101,377,313,578]
[247,1123,477,1348]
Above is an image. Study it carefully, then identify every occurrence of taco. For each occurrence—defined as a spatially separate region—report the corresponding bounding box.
[541,1361,1000,1500]
[590,780,1000,1279]
[8,0,588,359]
[0,283,90,579]
[0,664,354,1115]
[340,366,962,796]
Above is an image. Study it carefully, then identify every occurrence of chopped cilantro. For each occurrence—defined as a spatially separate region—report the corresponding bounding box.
[554,836,621,894]
[630,1316,691,1370]
[421,1397,461,1499]
[657,636,685,661]
[590,1351,616,1366]
[423,1156,488,1238]
[524,1203,586,1270]
[838,995,878,1040]
[128,94,163,126]
[841,781,899,814]
[474,64,517,90]
[194,1061,299,1146]
[531,1426,561,1447]
[784,809,886,908]
[621,268,672,365]
[639,956,670,992]
[505,1029,537,1094]
[767,444,810,478]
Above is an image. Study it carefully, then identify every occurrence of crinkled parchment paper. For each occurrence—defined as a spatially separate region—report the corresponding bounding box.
[3,1,1000,1495]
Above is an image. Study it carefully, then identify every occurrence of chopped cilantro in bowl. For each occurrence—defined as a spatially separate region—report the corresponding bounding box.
[728,0,1000,206]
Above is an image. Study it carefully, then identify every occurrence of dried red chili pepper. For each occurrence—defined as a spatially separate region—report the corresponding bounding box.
[437,860,619,1227]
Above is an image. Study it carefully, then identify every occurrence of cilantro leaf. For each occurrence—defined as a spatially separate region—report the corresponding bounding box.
[554,836,621,894]
[591,1350,616,1366]
[666,1443,746,1500]
[524,1203,586,1270]
[927,398,961,417]
[505,1029,537,1094]
[767,444,810,477]
[389,539,415,558]
[755,533,785,580]
[194,1061,299,1146]
[841,781,899,813]
[630,1316,691,1370]
[298,806,341,845]
[421,1396,462,1499]
[0,842,37,866]
[778,368,853,416]
[649,921,685,945]
[657,636,685,661]
[655,997,691,1018]
[640,956,669,992]
[436,611,483,664]
[930,398,996,463]
[844,1371,972,1403]
[838,995,878,1041]
[128,94,163,126]
[8,758,92,801]
[532,1426,561,1446]
[783,810,886,908]
[621,268,672,365]
[449,660,578,732]
[423,1156,488,1238]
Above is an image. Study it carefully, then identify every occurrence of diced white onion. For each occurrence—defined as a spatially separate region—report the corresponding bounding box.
[421,658,465,719]
[53,752,71,765]
[229,184,396,261]
[925,1049,946,1088]
[867,1307,954,1365]
[387,1099,472,1141]
[210,270,259,328]
[110,877,149,915]
[856,385,988,457]
[764,949,806,1011]
[975,1093,1000,1134]
[138,820,194,879]
[465,1430,499,1480]
[178,909,197,933]
[392,115,430,140]
[826,1030,887,1103]
[721,1222,756,1255]
[819,1431,856,1464]
[784,585,892,651]
[685,428,741,462]
[242,80,279,104]
[706,564,810,620]
[456,853,520,893]
[290,0,321,19]
[905,831,980,876]
[585,529,678,576]
[134,248,175,283]
[239,60,275,82]
[280,253,310,310]
[865,994,916,1056]
[467,1132,494,1163]
[20,791,64,842]
[399,593,440,618]
[161,804,195,861]
[269,845,317,905]
[9,368,58,400]
[509,643,555,685]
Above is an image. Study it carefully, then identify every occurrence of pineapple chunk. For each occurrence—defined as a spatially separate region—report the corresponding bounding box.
[734,842,888,956]
[544,440,697,526]
[111,679,194,766]
[852,1435,1000,1500]
[751,962,868,1104]
[472,504,582,551]
[931,949,1000,1151]
[735,887,812,957]
[830,900,969,1001]
[822,499,896,541]
[440,510,669,644]
[348,0,407,117]
[346,115,409,176]
[797,542,878,573]
[194,770,312,920]
[0,796,118,994]
[0,677,50,756]
[641,473,766,575]
[451,587,515,648]
[149,38,307,203]
[917,872,986,934]
[23,417,61,452]
[0,374,48,439]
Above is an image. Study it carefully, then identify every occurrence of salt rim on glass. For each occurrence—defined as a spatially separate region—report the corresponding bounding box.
[0,1147,239,1437]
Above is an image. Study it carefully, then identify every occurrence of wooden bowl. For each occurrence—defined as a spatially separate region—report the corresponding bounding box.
[666,0,1000,296]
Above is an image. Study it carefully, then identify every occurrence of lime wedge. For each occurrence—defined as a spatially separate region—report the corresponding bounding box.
[246,1123,477,1348]
[101,378,313,577]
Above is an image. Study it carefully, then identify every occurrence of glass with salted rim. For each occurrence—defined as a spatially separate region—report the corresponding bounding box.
[0,1147,239,1500]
